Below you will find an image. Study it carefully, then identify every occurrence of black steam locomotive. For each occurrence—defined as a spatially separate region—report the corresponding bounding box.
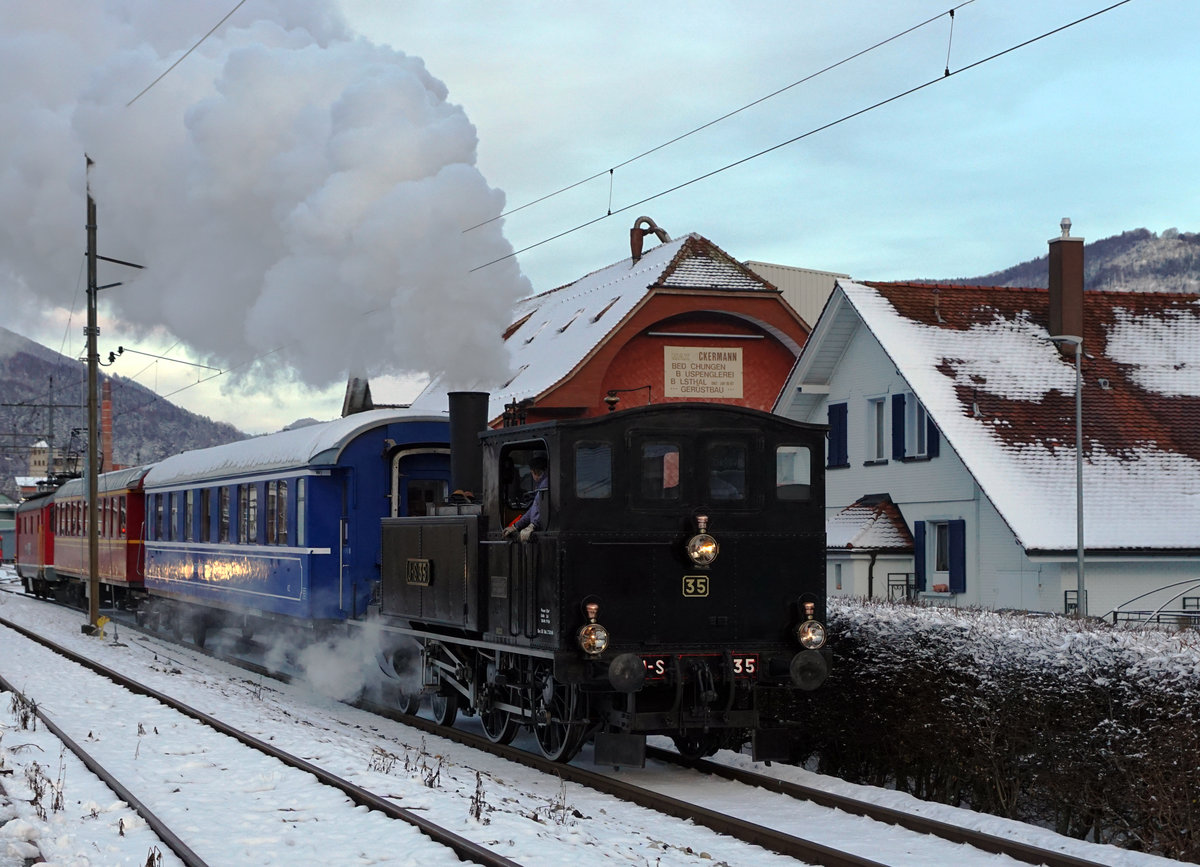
[378,392,829,765]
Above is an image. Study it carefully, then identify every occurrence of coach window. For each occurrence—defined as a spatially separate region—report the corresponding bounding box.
[266,481,277,544]
[276,480,288,544]
[154,495,164,540]
[640,442,681,500]
[219,487,230,543]
[707,442,746,501]
[575,442,611,498]
[295,478,306,546]
[238,483,257,544]
[775,445,812,501]
[184,490,194,541]
[198,489,211,542]
[169,493,179,541]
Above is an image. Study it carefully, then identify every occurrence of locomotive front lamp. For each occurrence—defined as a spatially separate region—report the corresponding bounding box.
[686,514,719,566]
[795,620,827,650]
[576,601,610,655]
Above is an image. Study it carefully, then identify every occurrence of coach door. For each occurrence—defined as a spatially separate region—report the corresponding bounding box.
[390,448,451,517]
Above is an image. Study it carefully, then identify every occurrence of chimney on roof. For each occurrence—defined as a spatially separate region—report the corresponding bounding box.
[629,216,670,263]
[1048,217,1084,354]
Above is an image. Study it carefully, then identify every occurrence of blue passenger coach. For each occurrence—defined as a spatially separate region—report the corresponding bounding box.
[141,410,450,635]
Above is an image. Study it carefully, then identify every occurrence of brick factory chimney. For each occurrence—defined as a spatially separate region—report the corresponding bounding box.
[1048,217,1084,354]
[101,379,113,471]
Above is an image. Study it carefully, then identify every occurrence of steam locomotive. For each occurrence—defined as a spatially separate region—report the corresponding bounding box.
[376,393,829,765]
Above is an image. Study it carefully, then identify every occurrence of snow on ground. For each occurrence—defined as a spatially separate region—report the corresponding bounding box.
[0,566,1185,866]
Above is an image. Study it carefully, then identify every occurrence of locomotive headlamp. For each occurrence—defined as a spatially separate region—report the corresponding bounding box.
[576,601,609,655]
[795,619,827,650]
[686,514,719,566]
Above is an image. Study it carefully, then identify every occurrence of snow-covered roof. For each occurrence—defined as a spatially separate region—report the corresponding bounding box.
[821,281,1200,552]
[412,233,779,420]
[144,408,446,489]
[15,476,46,488]
[57,465,151,498]
[827,494,913,550]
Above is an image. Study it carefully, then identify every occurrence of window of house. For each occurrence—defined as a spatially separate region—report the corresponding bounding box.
[866,397,888,463]
[827,403,849,468]
[776,445,812,501]
[892,392,939,461]
[575,442,612,498]
[640,442,680,500]
[914,519,966,594]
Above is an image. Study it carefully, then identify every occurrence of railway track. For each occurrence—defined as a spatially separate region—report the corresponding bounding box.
[1,586,1114,866]
[0,613,518,867]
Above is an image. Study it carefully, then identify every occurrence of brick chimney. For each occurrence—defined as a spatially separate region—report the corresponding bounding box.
[1048,217,1084,353]
[101,379,114,471]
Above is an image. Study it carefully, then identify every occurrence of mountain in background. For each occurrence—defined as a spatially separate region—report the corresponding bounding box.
[0,327,246,500]
[946,228,1200,293]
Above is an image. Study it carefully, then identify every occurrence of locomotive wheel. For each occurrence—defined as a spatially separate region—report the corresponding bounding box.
[395,692,420,715]
[431,693,458,727]
[532,672,584,762]
[479,704,518,745]
[672,732,723,761]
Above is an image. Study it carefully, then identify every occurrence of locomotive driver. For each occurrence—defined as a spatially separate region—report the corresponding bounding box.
[503,453,548,542]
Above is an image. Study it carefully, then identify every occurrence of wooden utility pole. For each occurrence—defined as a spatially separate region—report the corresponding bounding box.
[85,157,100,630]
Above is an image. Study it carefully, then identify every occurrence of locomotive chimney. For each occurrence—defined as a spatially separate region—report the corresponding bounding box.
[1048,217,1085,356]
[448,392,489,498]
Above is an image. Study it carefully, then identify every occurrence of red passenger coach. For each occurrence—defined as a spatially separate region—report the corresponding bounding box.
[51,466,149,608]
[15,490,57,597]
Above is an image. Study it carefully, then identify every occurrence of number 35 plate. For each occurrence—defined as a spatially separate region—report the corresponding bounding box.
[682,575,709,597]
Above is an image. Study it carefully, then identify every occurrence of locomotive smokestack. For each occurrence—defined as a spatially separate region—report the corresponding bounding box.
[448,392,489,497]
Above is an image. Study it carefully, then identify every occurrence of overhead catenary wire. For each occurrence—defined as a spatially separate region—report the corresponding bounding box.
[126,0,248,107]
[463,1,978,234]
[470,0,1135,273]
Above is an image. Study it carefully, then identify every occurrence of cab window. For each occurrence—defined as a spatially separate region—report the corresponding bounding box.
[640,442,680,500]
[574,442,611,499]
[776,445,812,501]
[707,442,746,501]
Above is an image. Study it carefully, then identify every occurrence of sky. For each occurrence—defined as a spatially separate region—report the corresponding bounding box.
[0,569,1184,866]
[1,0,1197,434]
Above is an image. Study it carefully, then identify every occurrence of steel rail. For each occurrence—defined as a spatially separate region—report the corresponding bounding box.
[646,747,1108,867]
[0,615,521,867]
[0,666,209,867]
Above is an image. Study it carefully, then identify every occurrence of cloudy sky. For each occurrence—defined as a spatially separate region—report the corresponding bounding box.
[2,0,1196,433]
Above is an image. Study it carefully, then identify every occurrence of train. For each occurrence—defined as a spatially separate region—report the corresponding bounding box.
[15,394,830,765]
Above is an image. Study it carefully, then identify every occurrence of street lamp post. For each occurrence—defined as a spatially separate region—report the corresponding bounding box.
[1050,334,1085,617]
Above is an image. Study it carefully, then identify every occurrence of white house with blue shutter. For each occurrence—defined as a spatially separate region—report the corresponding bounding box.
[775,227,1200,617]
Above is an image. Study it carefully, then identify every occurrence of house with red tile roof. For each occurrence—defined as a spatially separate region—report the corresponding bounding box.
[412,220,812,425]
[776,223,1200,618]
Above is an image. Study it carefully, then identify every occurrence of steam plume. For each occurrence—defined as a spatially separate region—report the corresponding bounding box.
[0,0,528,389]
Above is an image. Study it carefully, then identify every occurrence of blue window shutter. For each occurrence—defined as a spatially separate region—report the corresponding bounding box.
[892,393,906,459]
[949,519,966,594]
[827,403,848,468]
[913,521,927,591]
[927,417,940,458]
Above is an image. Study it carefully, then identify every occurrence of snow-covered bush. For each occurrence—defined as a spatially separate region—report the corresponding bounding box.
[790,599,1200,860]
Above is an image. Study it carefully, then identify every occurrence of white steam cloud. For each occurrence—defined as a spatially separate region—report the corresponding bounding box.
[0,1,528,389]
